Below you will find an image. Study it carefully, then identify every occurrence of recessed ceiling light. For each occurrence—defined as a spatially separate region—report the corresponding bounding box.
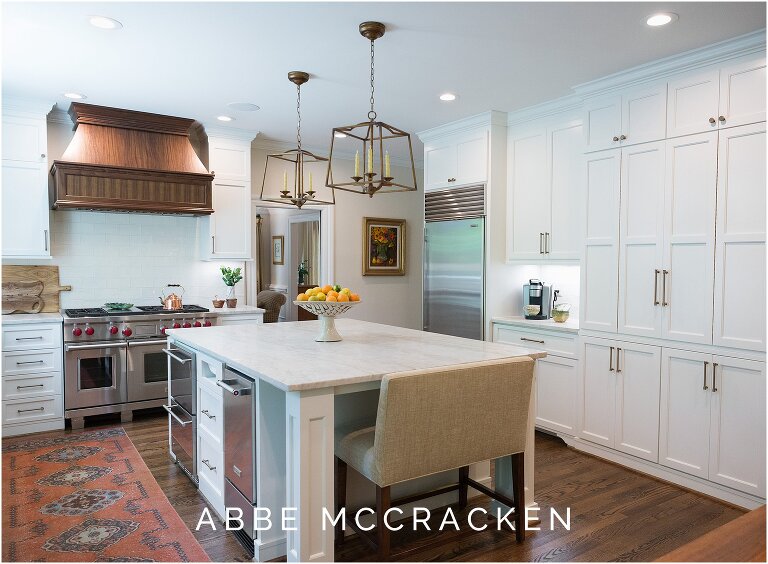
[227,102,261,112]
[63,92,87,100]
[216,115,234,122]
[646,13,678,26]
[89,15,123,30]
[439,93,457,102]
[334,132,347,138]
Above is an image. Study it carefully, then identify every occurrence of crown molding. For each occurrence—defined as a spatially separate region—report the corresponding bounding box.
[203,124,259,143]
[2,96,55,118]
[416,110,507,143]
[47,107,74,126]
[506,94,584,127]
[574,29,766,99]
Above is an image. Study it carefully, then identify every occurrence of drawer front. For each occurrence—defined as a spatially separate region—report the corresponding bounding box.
[198,382,223,444]
[493,324,578,358]
[3,371,62,399]
[3,324,62,351]
[3,395,62,425]
[198,431,224,513]
[3,349,61,376]
[217,316,264,326]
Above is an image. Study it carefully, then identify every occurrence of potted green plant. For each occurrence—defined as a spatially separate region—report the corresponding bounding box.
[220,266,243,308]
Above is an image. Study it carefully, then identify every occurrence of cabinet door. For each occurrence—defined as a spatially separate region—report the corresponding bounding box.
[579,338,616,447]
[621,83,667,146]
[719,56,766,129]
[713,124,766,351]
[708,357,766,497]
[455,133,487,186]
[507,130,549,260]
[2,160,50,258]
[548,121,584,260]
[617,142,665,338]
[208,180,252,259]
[580,150,620,332]
[666,69,720,138]
[659,349,711,479]
[584,96,622,152]
[535,355,578,436]
[425,142,456,191]
[1,115,46,163]
[662,132,718,344]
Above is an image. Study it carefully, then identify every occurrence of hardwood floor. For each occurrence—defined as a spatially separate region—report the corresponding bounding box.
[113,409,744,562]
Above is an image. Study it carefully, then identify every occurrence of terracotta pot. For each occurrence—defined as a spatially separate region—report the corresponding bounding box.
[212,299,225,308]
[226,298,238,308]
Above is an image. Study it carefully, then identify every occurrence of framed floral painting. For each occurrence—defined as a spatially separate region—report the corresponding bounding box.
[363,217,406,276]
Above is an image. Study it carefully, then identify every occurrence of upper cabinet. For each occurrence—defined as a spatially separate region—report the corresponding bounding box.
[506,117,583,262]
[583,83,667,152]
[667,55,766,138]
[2,103,53,260]
[424,130,487,192]
[199,130,255,261]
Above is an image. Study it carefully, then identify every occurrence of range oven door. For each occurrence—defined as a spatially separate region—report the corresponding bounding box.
[127,339,169,402]
[64,342,127,410]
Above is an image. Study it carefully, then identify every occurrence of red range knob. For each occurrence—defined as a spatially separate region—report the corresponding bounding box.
[85,327,95,336]
[122,327,133,337]
[203,321,212,327]
[173,323,181,329]
[160,326,167,335]
[72,327,82,337]
[109,326,118,335]
[193,321,202,327]
[182,322,192,328]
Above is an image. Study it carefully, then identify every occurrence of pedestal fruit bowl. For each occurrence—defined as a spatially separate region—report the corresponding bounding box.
[293,300,362,342]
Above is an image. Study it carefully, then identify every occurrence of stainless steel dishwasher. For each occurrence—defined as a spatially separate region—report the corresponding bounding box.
[218,367,257,553]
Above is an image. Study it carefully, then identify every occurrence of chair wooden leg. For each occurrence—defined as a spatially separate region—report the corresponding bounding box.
[376,485,391,560]
[511,452,525,543]
[335,457,347,545]
[458,466,470,510]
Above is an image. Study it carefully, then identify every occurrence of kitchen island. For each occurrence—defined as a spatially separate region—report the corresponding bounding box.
[167,319,545,562]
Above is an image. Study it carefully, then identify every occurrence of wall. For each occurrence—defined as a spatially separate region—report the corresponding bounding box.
[252,145,425,331]
[492,263,580,319]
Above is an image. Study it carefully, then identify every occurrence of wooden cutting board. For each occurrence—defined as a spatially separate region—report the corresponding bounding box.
[2,265,72,314]
[2,280,44,314]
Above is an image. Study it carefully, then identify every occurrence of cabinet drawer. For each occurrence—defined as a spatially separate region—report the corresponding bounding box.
[3,394,62,425]
[2,371,62,399]
[493,324,578,358]
[2,324,62,351]
[3,349,61,376]
[198,431,224,514]
[198,383,223,444]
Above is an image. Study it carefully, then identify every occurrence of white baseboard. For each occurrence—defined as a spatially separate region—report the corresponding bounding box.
[2,419,64,437]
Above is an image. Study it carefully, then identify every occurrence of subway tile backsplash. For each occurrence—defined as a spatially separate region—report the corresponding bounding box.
[50,211,246,309]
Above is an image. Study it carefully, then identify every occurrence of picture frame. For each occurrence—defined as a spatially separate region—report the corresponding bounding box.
[272,235,284,265]
[363,217,406,276]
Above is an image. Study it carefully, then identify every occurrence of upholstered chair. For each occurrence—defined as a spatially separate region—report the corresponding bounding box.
[334,356,535,559]
[256,290,286,323]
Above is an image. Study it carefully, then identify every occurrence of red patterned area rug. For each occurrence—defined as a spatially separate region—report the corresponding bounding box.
[2,426,210,562]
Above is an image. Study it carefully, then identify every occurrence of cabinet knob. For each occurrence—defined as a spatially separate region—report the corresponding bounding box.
[612,136,619,142]
[709,117,717,124]
[619,134,627,141]
[718,115,726,123]
[40,153,46,158]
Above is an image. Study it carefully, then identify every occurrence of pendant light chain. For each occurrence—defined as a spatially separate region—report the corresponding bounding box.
[368,39,377,121]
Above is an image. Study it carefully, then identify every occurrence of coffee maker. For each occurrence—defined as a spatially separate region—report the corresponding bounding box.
[523,279,554,320]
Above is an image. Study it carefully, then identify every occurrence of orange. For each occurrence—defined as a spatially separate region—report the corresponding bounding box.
[327,290,338,298]
[327,295,338,302]
[297,293,308,301]
[321,284,333,293]
[350,293,360,302]
[337,293,349,302]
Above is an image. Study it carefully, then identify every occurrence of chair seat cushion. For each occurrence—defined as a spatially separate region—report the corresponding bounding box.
[335,424,377,483]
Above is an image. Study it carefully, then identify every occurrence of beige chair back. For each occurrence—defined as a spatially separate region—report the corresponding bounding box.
[371,357,535,487]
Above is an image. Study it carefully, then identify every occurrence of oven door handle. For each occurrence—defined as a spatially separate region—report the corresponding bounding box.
[163,404,193,426]
[163,348,192,364]
[65,342,128,352]
[128,339,169,347]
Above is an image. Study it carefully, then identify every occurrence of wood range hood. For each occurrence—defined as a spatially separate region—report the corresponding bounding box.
[51,103,214,215]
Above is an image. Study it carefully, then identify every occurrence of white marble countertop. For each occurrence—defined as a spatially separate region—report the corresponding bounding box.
[2,313,63,325]
[167,318,546,392]
[491,315,579,333]
[210,305,265,316]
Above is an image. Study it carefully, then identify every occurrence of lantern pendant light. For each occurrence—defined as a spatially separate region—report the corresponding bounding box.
[325,22,418,197]
[259,71,334,209]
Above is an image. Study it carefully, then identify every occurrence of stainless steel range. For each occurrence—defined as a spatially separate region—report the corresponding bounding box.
[63,305,217,429]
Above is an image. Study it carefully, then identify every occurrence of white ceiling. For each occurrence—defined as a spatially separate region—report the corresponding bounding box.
[3,2,766,154]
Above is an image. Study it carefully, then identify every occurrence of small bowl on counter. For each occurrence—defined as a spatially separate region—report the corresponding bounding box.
[212,298,225,308]
[524,305,541,317]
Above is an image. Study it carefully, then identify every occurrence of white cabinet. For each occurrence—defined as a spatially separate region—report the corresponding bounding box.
[667,56,766,138]
[659,350,766,497]
[2,108,52,259]
[506,119,583,261]
[583,84,667,152]
[424,131,487,191]
[200,131,254,260]
[579,337,661,462]
[713,123,766,352]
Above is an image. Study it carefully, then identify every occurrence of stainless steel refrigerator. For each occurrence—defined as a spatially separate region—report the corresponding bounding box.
[423,216,485,340]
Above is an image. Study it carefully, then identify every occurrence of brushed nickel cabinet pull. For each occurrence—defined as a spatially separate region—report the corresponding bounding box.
[545,232,550,254]
[202,409,216,420]
[712,363,718,392]
[16,360,45,365]
[211,235,215,253]
[520,337,545,344]
[653,269,660,305]
[616,348,622,373]
[662,270,669,306]
[703,361,709,390]
[17,384,44,390]
[44,229,48,251]
[609,347,615,372]
[16,336,43,341]
[539,233,544,254]
[709,117,717,124]
[18,407,45,413]
[202,459,216,471]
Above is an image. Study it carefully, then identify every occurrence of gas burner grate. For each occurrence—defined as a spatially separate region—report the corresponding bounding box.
[64,308,110,318]
[135,305,210,313]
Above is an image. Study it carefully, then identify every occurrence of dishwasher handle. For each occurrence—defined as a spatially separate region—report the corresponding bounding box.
[163,404,193,426]
[217,378,253,396]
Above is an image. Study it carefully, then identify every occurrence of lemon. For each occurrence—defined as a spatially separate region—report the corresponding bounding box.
[308,295,319,301]
[340,288,351,296]
[316,292,326,301]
